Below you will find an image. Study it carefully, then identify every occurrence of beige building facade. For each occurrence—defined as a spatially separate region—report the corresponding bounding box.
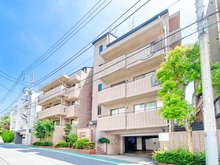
[92,9,181,154]
[37,67,93,143]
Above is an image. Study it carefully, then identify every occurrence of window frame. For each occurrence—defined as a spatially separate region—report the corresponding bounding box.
[99,45,103,54]
[134,101,157,113]
[110,107,126,116]
[98,84,102,92]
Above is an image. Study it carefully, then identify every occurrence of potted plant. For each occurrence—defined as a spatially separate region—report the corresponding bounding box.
[98,137,110,154]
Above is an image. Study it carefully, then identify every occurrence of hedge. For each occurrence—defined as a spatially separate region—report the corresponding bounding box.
[2,130,14,143]
[54,140,68,148]
[33,141,53,146]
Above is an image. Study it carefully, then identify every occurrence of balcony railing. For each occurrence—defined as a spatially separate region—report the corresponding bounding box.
[97,109,167,131]
[169,28,181,45]
[38,85,65,104]
[37,105,67,119]
[97,42,164,79]
[98,83,126,104]
[98,76,160,104]
[64,86,80,100]
[66,105,80,118]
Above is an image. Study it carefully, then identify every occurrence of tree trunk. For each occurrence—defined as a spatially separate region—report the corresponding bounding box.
[185,122,193,152]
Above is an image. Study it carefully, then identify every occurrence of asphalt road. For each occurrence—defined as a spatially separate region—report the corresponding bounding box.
[0,144,131,165]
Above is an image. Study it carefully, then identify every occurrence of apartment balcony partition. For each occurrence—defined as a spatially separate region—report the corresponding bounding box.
[98,76,160,105]
[97,109,167,131]
[38,85,65,105]
[37,105,67,120]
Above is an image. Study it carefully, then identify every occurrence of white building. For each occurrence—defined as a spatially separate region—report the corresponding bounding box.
[10,91,41,144]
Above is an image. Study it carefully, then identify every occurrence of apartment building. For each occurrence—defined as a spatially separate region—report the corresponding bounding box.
[92,9,181,154]
[196,0,220,128]
[37,67,93,143]
[10,92,41,144]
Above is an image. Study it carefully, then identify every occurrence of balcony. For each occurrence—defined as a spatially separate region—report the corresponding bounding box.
[98,83,126,105]
[66,105,80,118]
[126,76,160,98]
[37,105,67,120]
[66,74,81,85]
[169,28,181,46]
[97,42,164,82]
[97,114,126,131]
[64,86,80,101]
[38,85,65,105]
[97,110,167,131]
[98,76,160,105]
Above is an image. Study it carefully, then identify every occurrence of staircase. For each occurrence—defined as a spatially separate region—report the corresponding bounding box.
[174,122,204,132]
[96,145,105,154]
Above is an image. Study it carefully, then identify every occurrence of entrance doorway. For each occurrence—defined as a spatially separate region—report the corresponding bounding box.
[124,136,159,153]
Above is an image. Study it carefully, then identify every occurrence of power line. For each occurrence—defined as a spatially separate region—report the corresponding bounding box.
[3,5,219,116]
[0,1,111,107]
[2,16,216,116]
[34,0,146,85]
[24,0,111,72]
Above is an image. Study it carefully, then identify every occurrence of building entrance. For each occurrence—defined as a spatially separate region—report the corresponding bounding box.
[124,136,159,153]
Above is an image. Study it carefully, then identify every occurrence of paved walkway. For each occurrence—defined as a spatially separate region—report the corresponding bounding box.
[96,154,157,165]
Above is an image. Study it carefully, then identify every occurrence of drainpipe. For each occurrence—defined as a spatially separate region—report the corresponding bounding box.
[56,96,62,105]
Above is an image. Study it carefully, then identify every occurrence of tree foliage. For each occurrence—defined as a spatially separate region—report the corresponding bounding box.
[0,115,10,134]
[156,43,220,152]
[32,119,54,141]
[155,44,200,152]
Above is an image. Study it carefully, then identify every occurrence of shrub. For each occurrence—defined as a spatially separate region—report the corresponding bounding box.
[152,148,206,165]
[76,138,89,149]
[83,142,95,150]
[68,132,78,147]
[2,130,14,143]
[54,140,68,148]
[33,141,53,146]
[98,137,110,144]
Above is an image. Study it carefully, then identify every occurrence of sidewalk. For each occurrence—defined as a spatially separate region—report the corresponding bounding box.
[96,154,157,165]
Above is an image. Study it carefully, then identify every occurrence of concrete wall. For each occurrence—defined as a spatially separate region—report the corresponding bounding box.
[159,131,220,154]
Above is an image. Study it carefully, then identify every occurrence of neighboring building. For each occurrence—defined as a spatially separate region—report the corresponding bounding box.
[37,67,93,144]
[10,92,41,144]
[195,0,220,129]
[91,9,181,154]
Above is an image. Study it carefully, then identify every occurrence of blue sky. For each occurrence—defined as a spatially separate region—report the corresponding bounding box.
[0,0,209,114]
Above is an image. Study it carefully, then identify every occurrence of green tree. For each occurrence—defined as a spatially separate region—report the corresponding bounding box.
[33,119,54,141]
[0,115,10,134]
[155,44,200,152]
[63,123,72,143]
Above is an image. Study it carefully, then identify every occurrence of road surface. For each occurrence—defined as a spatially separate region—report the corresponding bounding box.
[0,144,132,165]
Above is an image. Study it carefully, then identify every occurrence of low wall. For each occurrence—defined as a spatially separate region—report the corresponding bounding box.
[159,130,220,154]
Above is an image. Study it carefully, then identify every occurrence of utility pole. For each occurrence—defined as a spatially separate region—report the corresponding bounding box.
[195,0,219,164]
[23,73,34,145]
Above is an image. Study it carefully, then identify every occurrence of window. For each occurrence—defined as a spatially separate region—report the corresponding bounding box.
[151,73,160,86]
[54,102,61,106]
[111,81,126,87]
[98,84,102,92]
[53,120,60,126]
[110,107,125,116]
[45,106,50,109]
[72,101,75,105]
[98,105,102,115]
[99,45,103,54]
[134,102,156,112]
[134,71,154,81]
